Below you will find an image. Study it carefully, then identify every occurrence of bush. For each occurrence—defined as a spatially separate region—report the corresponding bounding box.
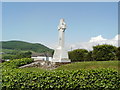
[2,58,34,69]
[2,51,32,60]
[2,58,120,89]
[2,69,120,89]
[68,49,88,62]
[15,51,32,59]
[92,44,117,61]
[84,51,93,61]
[116,47,120,60]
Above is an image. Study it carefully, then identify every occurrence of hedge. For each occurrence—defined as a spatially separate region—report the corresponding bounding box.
[2,58,120,89]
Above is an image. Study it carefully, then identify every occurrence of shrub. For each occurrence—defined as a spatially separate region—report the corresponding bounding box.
[116,47,120,60]
[68,49,88,62]
[84,51,93,61]
[2,58,120,89]
[92,44,117,61]
[2,58,33,69]
[2,69,120,89]
[2,51,32,60]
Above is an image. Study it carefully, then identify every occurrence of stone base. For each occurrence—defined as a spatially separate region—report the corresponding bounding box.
[52,62,71,66]
[51,59,71,63]
[52,46,70,62]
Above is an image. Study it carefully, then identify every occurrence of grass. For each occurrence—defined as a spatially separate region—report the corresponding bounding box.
[55,61,119,71]
[20,61,119,72]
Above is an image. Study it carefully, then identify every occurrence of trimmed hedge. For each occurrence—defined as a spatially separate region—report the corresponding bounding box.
[2,58,120,89]
[2,58,33,69]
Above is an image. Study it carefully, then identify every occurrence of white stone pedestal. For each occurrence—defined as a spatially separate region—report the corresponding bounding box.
[52,47,71,62]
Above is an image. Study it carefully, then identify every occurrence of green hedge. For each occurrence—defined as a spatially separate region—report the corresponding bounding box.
[2,58,33,69]
[2,69,120,89]
[2,58,120,89]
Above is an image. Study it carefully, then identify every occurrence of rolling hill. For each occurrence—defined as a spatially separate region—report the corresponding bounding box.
[1,40,54,55]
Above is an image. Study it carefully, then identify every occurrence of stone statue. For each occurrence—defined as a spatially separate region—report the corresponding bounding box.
[58,19,66,31]
[52,19,71,62]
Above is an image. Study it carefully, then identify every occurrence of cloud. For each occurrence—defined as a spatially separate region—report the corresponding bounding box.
[48,34,119,51]
[89,35,107,42]
[68,34,119,51]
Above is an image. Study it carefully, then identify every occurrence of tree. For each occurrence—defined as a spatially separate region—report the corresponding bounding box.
[68,49,88,62]
[16,51,32,59]
[2,51,32,60]
[2,54,16,60]
[84,51,93,61]
[92,44,117,61]
[116,47,120,60]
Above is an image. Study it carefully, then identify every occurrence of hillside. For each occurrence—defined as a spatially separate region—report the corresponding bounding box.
[1,40,54,54]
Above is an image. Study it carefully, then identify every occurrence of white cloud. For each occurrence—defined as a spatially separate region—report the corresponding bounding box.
[113,34,120,40]
[67,34,119,51]
[48,34,119,51]
[89,35,107,42]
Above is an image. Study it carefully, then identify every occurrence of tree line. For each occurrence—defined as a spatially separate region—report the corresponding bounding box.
[68,44,120,62]
[2,44,120,62]
[2,51,32,60]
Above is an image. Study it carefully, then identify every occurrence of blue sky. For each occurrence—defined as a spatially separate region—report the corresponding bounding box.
[2,2,118,49]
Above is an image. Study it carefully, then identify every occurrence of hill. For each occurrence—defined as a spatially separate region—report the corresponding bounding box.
[1,40,54,55]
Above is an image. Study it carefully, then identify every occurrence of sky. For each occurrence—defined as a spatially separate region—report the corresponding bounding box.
[2,2,118,50]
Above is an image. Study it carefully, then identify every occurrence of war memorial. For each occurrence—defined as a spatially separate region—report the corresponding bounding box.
[52,19,71,62]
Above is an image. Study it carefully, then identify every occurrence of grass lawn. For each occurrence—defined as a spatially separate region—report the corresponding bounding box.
[55,61,119,71]
[20,61,119,72]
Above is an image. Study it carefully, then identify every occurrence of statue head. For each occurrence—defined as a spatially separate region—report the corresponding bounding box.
[58,18,66,31]
[60,18,64,23]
